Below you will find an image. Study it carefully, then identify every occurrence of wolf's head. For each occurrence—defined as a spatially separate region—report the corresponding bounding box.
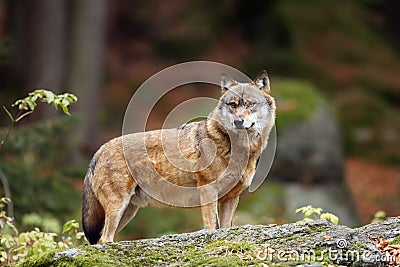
[215,70,275,134]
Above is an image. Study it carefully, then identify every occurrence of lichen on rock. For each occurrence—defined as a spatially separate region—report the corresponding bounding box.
[16,216,400,266]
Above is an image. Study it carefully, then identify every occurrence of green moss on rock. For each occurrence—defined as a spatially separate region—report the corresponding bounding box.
[273,78,327,130]
[390,234,400,245]
[15,250,57,267]
[15,217,400,266]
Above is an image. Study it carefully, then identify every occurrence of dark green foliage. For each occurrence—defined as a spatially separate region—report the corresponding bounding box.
[0,196,84,265]
[0,116,85,228]
[153,38,209,60]
[0,38,13,68]
[119,206,202,240]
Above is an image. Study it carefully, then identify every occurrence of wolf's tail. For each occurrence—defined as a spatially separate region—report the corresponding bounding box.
[82,153,105,244]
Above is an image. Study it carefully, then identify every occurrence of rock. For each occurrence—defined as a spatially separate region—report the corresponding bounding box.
[19,217,400,266]
[53,248,85,260]
[273,105,343,183]
[271,79,343,184]
[358,218,400,240]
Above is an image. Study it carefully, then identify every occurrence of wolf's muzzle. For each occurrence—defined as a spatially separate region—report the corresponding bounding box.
[234,118,245,129]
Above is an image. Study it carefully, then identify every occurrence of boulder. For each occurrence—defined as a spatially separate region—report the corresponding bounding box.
[271,79,343,183]
[273,105,343,183]
[19,217,400,266]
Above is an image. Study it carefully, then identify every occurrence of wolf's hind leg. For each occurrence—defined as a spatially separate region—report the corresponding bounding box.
[98,198,131,244]
[219,196,240,228]
[116,203,139,233]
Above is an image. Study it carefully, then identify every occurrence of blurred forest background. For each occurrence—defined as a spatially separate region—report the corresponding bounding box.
[0,0,399,241]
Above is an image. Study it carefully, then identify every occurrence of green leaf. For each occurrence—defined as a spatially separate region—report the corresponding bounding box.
[61,98,70,106]
[18,233,28,244]
[31,94,39,102]
[60,104,70,115]
[67,94,78,102]
[18,102,27,110]
[44,90,55,104]
[304,209,314,217]
[53,98,60,106]
[63,220,79,234]
[320,213,339,225]
[295,207,303,214]
[12,100,27,110]
[6,221,18,235]
[26,99,35,111]
[313,208,323,215]
[295,206,309,214]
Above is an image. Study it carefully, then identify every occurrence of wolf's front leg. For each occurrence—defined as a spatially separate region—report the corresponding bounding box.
[200,188,219,229]
[219,195,240,228]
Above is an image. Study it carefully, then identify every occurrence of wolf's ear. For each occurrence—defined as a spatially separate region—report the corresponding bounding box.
[254,70,270,93]
[221,74,237,93]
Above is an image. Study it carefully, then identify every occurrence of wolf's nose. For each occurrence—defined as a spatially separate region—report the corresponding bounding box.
[234,118,244,128]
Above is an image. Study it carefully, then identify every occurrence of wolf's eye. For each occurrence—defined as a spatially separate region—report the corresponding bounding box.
[247,102,255,108]
[228,102,237,108]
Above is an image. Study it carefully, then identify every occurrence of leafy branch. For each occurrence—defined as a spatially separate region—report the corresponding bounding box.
[0,198,84,265]
[295,205,339,225]
[0,89,77,151]
[0,89,77,220]
[0,90,80,265]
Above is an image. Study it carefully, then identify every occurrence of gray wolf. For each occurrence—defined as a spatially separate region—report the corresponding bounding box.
[82,70,276,244]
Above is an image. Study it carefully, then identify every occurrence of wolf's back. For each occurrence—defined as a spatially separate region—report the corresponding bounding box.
[82,150,105,244]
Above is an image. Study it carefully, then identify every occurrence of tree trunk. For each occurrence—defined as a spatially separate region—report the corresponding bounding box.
[13,0,66,119]
[67,0,108,158]
[386,0,400,52]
